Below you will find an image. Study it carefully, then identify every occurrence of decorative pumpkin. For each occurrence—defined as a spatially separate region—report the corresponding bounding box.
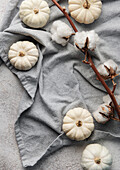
[62,107,94,141]
[93,103,112,124]
[19,0,50,28]
[68,0,102,24]
[81,144,112,170]
[8,41,39,71]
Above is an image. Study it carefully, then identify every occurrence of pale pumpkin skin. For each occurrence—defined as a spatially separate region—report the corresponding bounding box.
[8,41,39,71]
[19,0,50,28]
[81,144,112,170]
[62,107,94,141]
[68,0,102,24]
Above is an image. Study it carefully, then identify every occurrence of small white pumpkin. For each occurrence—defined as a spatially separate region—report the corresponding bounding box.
[62,107,94,141]
[81,144,112,170]
[19,0,50,28]
[8,41,39,70]
[68,0,102,24]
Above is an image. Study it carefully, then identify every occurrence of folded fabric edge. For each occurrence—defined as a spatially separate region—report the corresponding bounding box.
[0,0,19,32]
[14,119,120,168]
[15,119,65,167]
[15,120,28,167]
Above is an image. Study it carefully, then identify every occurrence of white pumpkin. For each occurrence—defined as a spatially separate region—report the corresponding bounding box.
[68,0,102,24]
[62,107,94,141]
[8,41,39,71]
[19,0,50,28]
[81,144,112,170]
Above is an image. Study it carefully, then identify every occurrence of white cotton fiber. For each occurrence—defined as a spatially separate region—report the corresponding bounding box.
[74,30,99,50]
[97,59,118,79]
[51,20,73,46]
[93,103,110,124]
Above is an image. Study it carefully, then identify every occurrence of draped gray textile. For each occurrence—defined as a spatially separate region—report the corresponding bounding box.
[0,0,120,168]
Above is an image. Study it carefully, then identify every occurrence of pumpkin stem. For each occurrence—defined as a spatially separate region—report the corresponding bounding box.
[76,120,82,127]
[19,52,25,57]
[94,158,101,164]
[34,8,39,14]
[83,0,90,9]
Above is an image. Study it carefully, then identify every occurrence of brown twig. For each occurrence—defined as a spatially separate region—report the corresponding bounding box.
[52,0,120,120]
[83,49,89,64]
[112,79,117,93]
[99,112,120,122]
[111,117,120,122]
[52,0,78,32]
[87,52,120,119]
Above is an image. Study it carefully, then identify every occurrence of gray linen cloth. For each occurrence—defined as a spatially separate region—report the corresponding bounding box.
[0,0,120,168]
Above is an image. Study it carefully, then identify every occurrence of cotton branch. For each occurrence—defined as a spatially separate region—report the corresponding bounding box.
[87,53,120,119]
[52,0,120,119]
[52,0,78,32]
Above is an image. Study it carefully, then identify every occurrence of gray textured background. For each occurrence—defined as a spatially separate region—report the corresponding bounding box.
[0,1,84,170]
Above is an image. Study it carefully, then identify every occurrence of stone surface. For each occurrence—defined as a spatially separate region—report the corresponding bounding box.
[0,1,83,170]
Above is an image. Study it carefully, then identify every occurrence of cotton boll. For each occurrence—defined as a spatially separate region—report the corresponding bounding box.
[103,94,120,107]
[103,95,112,105]
[74,32,87,49]
[57,23,73,38]
[52,33,68,46]
[74,30,99,50]
[104,60,118,73]
[93,104,111,124]
[97,59,118,79]
[51,20,73,46]
[97,64,109,77]
[51,20,62,34]
[87,30,99,50]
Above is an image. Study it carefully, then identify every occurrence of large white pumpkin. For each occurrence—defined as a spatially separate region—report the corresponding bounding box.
[8,41,39,71]
[19,0,50,28]
[68,0,102,24]
[62,107,94,141]
[81,144,112,170]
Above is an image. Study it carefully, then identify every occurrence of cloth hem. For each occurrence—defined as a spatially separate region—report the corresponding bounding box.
[15,121,29,167]
[15,119,64,167]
